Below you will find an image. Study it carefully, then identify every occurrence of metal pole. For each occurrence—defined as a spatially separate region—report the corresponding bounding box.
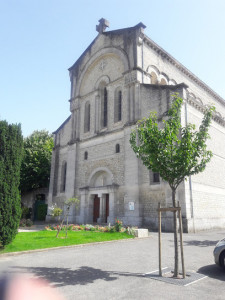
[178,202,185,278]
[158,202,162,276]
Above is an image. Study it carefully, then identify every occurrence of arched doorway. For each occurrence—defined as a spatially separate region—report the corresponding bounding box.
[81,168,117,224]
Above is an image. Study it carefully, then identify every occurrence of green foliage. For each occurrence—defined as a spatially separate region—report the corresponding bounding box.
[21,206,31,219]
[20,130,54,193]
[0,121,23,247]
[20,218,33,227]
[65,197,80,207]
[130,94,215,192]
[37,203,48,221]
[115,218,123,232]
[52,207,63,218]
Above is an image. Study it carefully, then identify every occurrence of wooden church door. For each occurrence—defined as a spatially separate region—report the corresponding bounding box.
[105,194,109,223]
[93,195,100,222]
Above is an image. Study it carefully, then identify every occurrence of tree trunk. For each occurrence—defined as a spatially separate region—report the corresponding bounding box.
[66,216,68,238]
[56,216,65,238]
[172,187,179,277]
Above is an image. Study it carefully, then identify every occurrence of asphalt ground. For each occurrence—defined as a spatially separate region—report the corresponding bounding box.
[0,230,225,300]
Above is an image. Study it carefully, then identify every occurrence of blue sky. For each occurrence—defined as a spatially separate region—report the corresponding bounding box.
[1,0,225,137]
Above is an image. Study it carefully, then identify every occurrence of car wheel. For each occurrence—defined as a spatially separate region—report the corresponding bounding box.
[219,251,225,269]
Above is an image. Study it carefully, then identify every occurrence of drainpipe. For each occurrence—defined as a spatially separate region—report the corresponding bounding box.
[184,99,195,233]
[142,39,144,83]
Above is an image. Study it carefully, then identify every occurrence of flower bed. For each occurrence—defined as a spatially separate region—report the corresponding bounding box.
[45,223,136,235]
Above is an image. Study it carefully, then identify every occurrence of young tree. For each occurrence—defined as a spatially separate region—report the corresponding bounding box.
[130,94,214,277]
[50,198,80,238]
[20,130,54,193]
[0,121,23,248]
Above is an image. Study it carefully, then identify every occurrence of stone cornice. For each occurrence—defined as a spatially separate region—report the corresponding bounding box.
[186,96,225,127]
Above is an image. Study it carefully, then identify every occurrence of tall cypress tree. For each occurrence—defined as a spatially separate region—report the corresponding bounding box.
[0,121,23,248]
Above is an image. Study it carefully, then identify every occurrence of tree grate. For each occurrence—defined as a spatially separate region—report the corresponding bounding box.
[145,267,207,286]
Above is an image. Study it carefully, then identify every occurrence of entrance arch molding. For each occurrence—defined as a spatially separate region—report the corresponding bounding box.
[88,167,114,188]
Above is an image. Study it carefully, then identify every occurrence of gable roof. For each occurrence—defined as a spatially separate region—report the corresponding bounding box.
[53,115,71,134]
[68,21,225,105]
[68,22,145,72]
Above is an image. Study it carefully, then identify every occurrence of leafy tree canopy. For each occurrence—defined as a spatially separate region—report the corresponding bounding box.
[130,94,215,193]
[20,130,54,193]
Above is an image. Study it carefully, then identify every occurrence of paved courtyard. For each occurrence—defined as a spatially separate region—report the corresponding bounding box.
[0,230,225,299]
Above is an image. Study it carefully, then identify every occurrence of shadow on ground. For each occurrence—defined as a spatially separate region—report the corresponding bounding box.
[8,266,143,287]
[198,264,225,281]
[183,240,218,247]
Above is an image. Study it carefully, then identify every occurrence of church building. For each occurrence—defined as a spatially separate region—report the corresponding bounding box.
[47,19,225,232]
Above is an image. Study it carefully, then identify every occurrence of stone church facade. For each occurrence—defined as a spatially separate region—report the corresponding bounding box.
[47,19,225,232]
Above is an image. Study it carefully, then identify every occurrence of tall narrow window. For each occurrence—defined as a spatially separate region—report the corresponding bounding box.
[103,87,107,127]
[118,91,122,121]
[114,89,122,123]
[61,161,67,192]
[115,144,120,153]
[84,151,88,160]
[84,102,90,133]
[150,171,160,184]
[153,172,160,183]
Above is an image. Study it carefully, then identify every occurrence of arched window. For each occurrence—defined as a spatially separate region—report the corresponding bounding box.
[84,101,90,133]
[151,72,158,84]
[60,161,67,192]
[84,151,88,160]
[115,144,120,153]
[114,89,122,123]
[160,78,167,85]
[99,81,108,129]
[102,87,108,127]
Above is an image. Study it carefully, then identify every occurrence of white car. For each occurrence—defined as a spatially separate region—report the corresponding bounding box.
[213,238,225,269]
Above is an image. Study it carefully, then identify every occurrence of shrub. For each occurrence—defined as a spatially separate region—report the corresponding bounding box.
[125,226,136,236]
[25,219,33,227]
[115,218,123,232]
[0,121,23,248]
[20,219,27,227]
[19,218,33,227]
[21,206,31,219]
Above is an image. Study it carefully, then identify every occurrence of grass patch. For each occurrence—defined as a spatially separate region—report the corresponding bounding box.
[0,230,133,254]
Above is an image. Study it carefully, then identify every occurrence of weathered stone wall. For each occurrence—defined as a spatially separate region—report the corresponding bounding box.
[54,117,72,147]
[77,133,125,188]
[184,104,225,231]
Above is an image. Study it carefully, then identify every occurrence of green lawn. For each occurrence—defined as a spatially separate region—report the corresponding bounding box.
[0,230,133,254]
